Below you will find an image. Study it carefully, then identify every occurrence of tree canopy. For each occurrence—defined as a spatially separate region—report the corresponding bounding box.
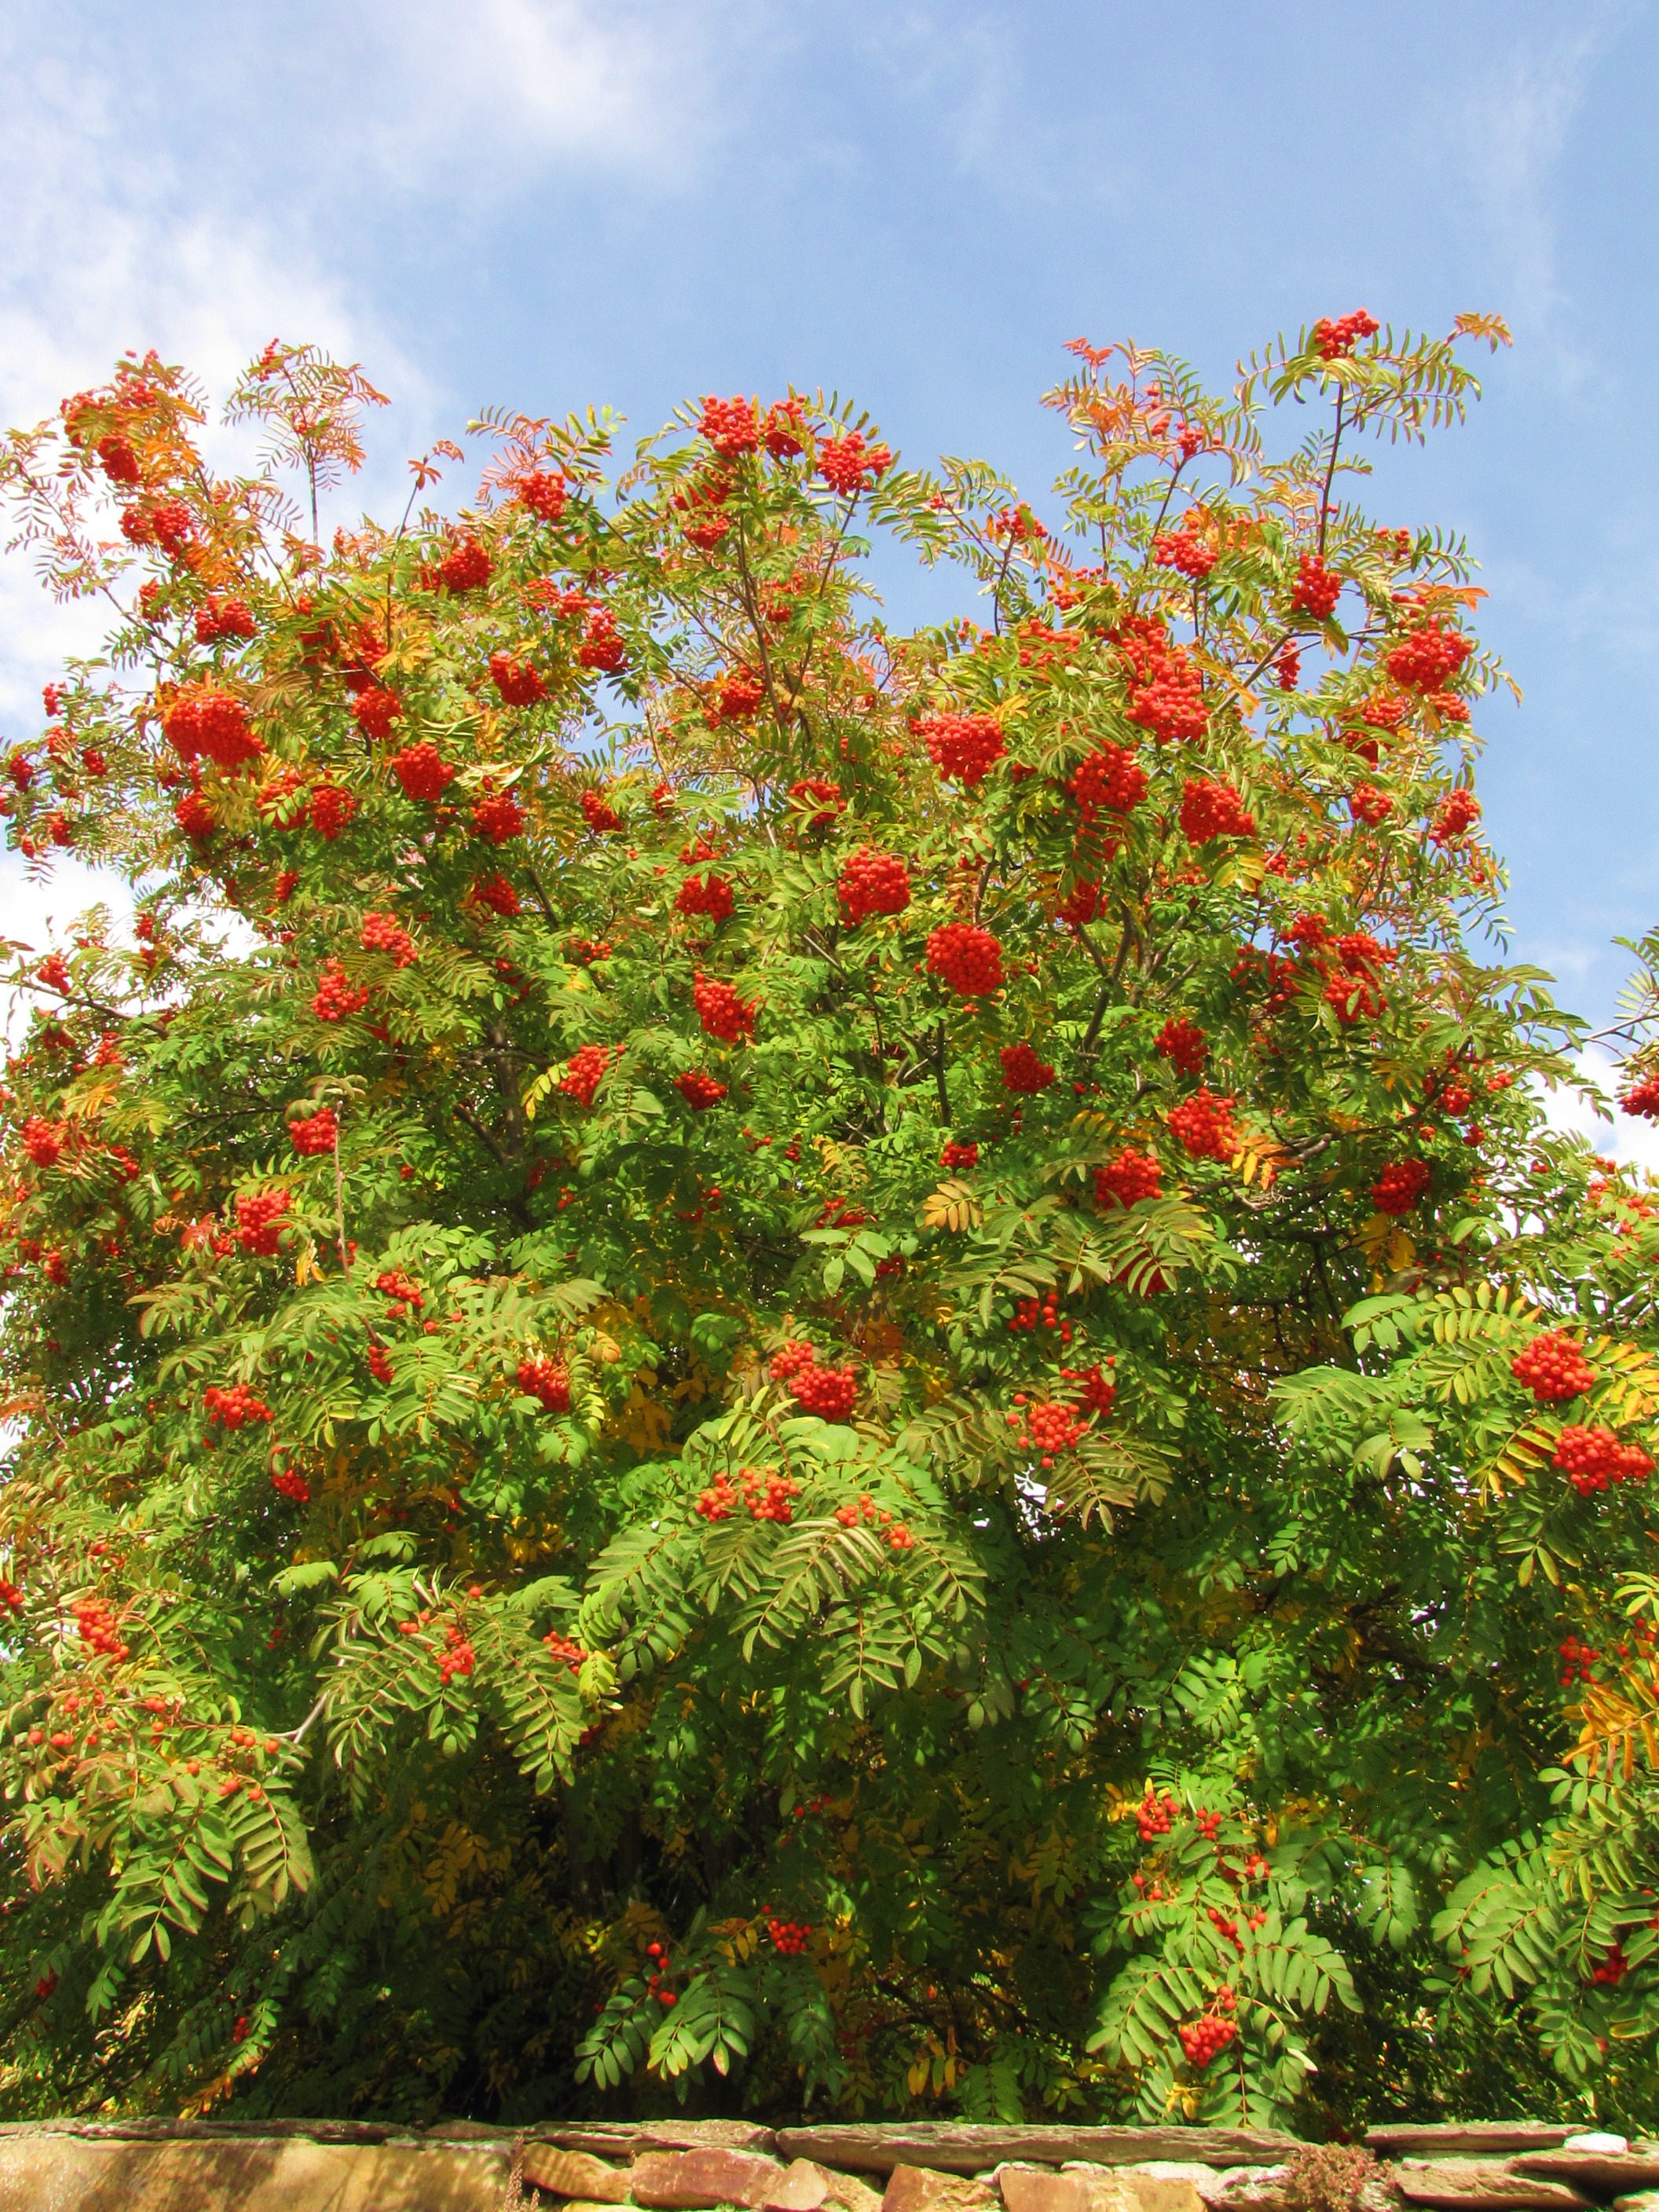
[4,313,1659,2130]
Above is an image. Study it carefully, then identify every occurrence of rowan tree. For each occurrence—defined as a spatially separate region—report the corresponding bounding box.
[3,313,1657,2127]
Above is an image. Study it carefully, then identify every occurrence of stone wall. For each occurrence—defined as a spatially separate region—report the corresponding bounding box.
[0,2115,1651,2212]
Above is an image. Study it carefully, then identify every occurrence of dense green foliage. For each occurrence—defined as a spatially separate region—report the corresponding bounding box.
[2,314,1657,2130]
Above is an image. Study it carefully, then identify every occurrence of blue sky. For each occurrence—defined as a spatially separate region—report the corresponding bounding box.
[1,0,1654,1044]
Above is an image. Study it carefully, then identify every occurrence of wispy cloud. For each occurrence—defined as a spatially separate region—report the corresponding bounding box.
[1450,9,1626,368]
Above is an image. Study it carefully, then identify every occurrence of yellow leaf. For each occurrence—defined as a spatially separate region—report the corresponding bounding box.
[921,1179,983,1233]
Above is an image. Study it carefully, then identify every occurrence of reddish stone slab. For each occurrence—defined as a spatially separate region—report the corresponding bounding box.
[631,2148,789,2211]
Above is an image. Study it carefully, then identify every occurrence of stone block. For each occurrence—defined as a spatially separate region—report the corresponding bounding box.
[781,2134,1298,2180]
[824,2168,889,2212]
[0,2132,509,2212]
[999,2168,1128,2212]
[522,2146,632,2202]
[1370,2133,1580,2162]
[766,2160,837,2212]
[1202,2167,1292,2212]
[1115,2165,1209,2212]
[1516,2159,1659,2199]
[885,2164,1000,2212]
[1393,2160,1591,2211]
[632,2148,789,2210]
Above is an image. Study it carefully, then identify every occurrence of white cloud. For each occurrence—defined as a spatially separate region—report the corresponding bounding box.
[1451,13,1623,373]
[1539,1046,1659,1177]
[338,0,732,190]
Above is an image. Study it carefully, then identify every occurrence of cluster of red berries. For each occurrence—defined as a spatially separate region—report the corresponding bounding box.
[366,1344,394,1385]
[1622,1074,1659,1119]
[918,711,1005,787]
[1114,621,1208,745]
[837,846,910,922]
[1558,1636,1599,1686]
[643,1938,678,2006]
[174,792,216,841]
[1155,1017,1207,1076]
[1386,624,1473,694]
[1276,641,1301,690]
[516,471,567,522]
[488,651,548,706]
[1350,784,1393,827]
[1169,1090,1239,1163]
[21,1118,64,1167]
[819,430,891,496]
[361,911,416,966]
[941,1140,979,1172]
[437,1624,475,1684]
[96,432,141,484]
[1324,968,1386,1025]
[696,1465,803,1524]
[1310,309,1379,358]
[312,961,370,1024]
[271,1465,309,1504]
[1152,528,1217,580]
[1178,2012,1239,2069]
[287,1108,338,1155]
[1094,1148,1163,1210]
[473,874,520,917]
[699,394,761,456]
[1592,1943,1630,1987]
[925,922,1003,997]
[196,595,256,643]
[1137,1788,1177,1840]
[693,972,757,1042]
[163,688,263,772]
[1555,1425,1654,1496]
[72,1595,129,1661]
[1061,1361,1118,1416]
[1289,553,1342,620]
[766,1916,812,1954]
[204,1383,273,1430]
[375,1268,423,1315]
[388,742,454,803]
[309,783,356,840]
[235,1188,291,1256]
[543,1629,587,1671]
[1372,1159,1430,1216]
[123,495,193,554]
[352,687,403,741]
[436,537,492,594]
[0,1577,24,1614]
[472,791,525,844]
[677,871,735,921]
[770,1339,859,1420]
[1006,1395,1089,1468]
[831,1493,913,1547]
[560,1044,616,1106]
[1068,743,1148,821]
[564,778,617,832]
[1010,1289,1068,1339]
[676,1070,727,1110]
[787,777,842,827]
[577,609,626,673]
[1511,1332,1595,1403]
[1001,1044,1055,1094]
[517,1357,572,1413]
[1431,790,1481,846]
[712,671,764,721]
[1179,777,1255,844]
[1057,880,1101,929]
